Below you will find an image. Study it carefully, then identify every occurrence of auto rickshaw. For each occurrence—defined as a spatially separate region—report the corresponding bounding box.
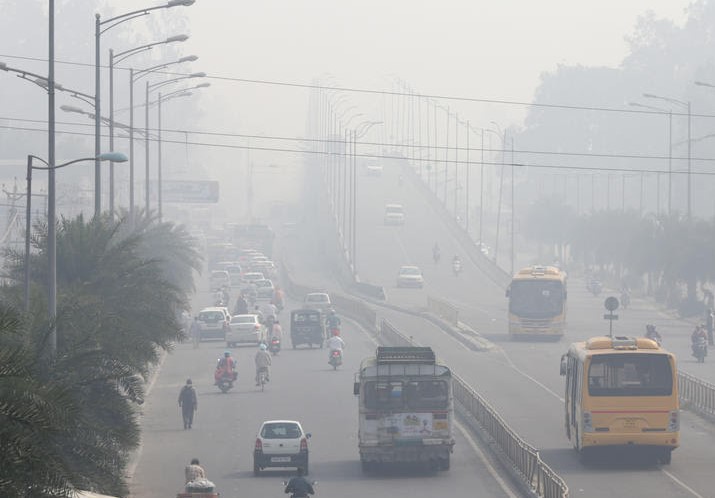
[290,309,325,348]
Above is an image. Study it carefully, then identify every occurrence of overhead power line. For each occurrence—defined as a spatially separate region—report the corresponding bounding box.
[2,52,714,118]
[2,122,714,176]
[0,114,709,163]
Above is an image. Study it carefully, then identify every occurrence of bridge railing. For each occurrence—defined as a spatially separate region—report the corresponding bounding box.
[282,255,568,497]
[679,370,715,420]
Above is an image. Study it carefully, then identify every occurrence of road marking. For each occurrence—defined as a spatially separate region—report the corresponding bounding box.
[661,469,705,498]
[455,420,520,498]
[497,348,565,403]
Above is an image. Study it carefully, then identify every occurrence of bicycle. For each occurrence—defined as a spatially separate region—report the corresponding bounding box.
[257,367,268,391]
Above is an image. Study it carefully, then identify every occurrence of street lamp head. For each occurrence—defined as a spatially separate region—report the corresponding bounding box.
[694,81,715,88]
[168,0,195,6]
[195,82,211,88]
[0,62,6,70]
[60,104,85,114]
[189,72,206,78]
[166,34,189,43]
[98,152,128,163]
[642,93,658,99]
[179,55,199,63]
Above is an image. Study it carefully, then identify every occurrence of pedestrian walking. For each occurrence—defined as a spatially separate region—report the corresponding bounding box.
[178,378,198,429]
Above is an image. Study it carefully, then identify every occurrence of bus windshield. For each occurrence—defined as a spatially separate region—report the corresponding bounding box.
[588,354,673,397]
[509,280,564,317]
[364,380,449,411]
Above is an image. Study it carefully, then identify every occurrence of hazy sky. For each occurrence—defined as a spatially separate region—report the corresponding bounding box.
[175,0,692,133]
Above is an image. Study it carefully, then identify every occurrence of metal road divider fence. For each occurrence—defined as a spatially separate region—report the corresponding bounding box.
[679,370,715,421]
[427,295,459,326]
[281,256,568,497]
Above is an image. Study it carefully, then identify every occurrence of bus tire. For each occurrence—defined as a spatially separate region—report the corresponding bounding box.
[439,456,450,471]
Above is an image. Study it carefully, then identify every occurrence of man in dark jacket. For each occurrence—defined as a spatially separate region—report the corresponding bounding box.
[284,467,314,497]
[178,378,198,429]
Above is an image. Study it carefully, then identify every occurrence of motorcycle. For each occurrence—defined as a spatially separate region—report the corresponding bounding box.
[282,480,317,498]
[586,279,602,296]
[452,259,462,276]
[269,336,281,356]
[693,336,708,363]
[215,372,235,393]
[433,248,441,264]
[329,349,343,370]
[620,291,631,309]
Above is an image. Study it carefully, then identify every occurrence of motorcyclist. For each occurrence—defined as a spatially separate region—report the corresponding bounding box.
[234,294,249,315]
[272,287,286,311]
[326,309,341,331]
[432,242,441,263]
[692,324,708,356]
[645,324,662,345]
[284,467,314,497]
[270,320,283,341]
[327,329,345,362]
[214,351,237,384]
[255,343,272,385]
[452,255,462,273]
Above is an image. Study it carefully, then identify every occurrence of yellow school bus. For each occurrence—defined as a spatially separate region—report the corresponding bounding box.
[560,336,679,463]
[506,265,567,340]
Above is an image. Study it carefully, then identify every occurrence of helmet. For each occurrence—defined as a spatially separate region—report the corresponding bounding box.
[332,329,340,337]
[259,343,267,351]
[646,324,655,332]
[224,351,231,357]
[330,309,336,315]
[186,378,192,385]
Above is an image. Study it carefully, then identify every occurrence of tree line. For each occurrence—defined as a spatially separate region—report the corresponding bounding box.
[0,213,201,497]
[523,197,714,316]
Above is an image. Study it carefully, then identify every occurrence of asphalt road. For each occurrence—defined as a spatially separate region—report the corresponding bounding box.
[129,289,515,498]
[338,159,715,498]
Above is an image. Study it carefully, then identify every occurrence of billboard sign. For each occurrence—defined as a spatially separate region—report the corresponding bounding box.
[162,180,219,203]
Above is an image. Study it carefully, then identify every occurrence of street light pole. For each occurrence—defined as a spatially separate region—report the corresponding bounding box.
[94,1,195,218]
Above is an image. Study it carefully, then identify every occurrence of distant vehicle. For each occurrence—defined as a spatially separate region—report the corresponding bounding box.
[253,420,311,475]
[365,161,383,176]
[197,307,231,341]
[506,265,567,340]
[251,260,277,278]
[354,347,454,472]
[560,336,679,464]
[290,309,325,349]
[254,279,275,300]
[303,292,331,312]
[396,265,424,288]
[242,272,266,285]
[383,203,405,225]
[209,270,231,292]
[226,314,265,347]
[475,241,490,257]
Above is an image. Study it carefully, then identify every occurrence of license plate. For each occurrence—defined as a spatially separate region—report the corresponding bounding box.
[623,418,636,429]
[270,456,291,463]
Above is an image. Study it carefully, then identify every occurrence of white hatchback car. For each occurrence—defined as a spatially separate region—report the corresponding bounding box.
[303,292,331,312]
[209,270,231,291]
[253,420,311,475]
[396,265,424,288]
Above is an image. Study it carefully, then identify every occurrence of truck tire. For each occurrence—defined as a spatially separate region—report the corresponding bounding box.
[440,455,450,471]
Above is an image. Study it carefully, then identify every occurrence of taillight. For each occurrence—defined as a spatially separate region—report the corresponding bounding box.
[255,438,262,451]
[300,438,308,451]
[255,325,261,330]
[668,410,680,432]
[582,412,593,432]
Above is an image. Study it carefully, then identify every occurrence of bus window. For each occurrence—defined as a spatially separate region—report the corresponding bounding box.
[405,381,449,410]
[509,280,564,317]
[364,381,403,410]
[588,354,673,397]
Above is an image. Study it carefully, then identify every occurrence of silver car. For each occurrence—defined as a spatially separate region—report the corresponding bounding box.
[226,314,265,347]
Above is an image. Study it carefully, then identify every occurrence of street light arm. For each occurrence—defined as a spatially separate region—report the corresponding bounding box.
[148,73,206,92]
[695,80,715,89]
[133,55,198,82]
[643,92,688,108]
[114,34,189,63]
[99,0,194,35]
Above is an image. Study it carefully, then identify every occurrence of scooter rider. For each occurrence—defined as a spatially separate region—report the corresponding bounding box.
[284,467,314,497]
[645,324,662,344]
[692,324,708,356]
[326,309,341,331]
[432,242,441,263]
[255,343,272,385]
[327,329,345,362]
[214,351,237,384]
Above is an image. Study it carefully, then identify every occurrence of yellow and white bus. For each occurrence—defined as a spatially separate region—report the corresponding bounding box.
[506,265,567,340]
[560,336,679,463]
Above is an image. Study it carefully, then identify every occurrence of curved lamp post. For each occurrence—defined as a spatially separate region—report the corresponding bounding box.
[25,152,127,358]
[94,0,194,217]
[108,34,189,217]
[144,72,206,214]
[154,82,210,221]
[643,92,691,218]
